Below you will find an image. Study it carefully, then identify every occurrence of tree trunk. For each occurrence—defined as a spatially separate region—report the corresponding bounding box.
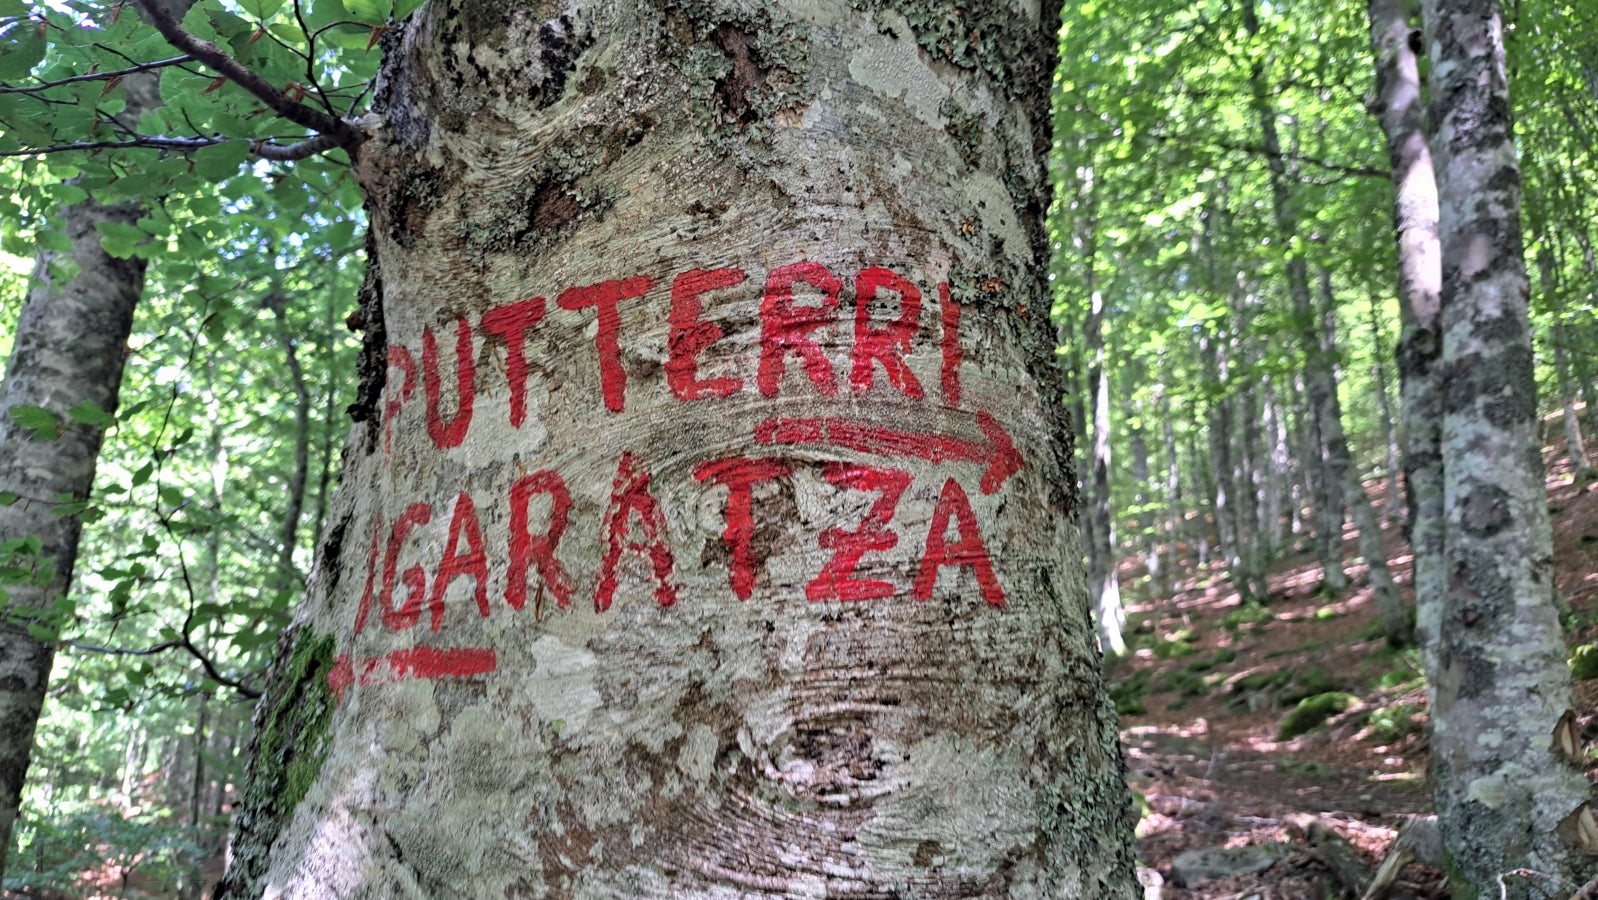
[267,290,314,589]
[1366,288,1403,519]
[1316,268,1411,644]
[1422,0,1596,892]
[1369,0,1445,668]
[0,158,147,881]
[1131,423,1163,595]
[1160,389,1186,575]
[217,2,1139,896]
[1261,384,1288,556]
[1202,332,1246,593]
[1086,284,1125,655]
[1242,0,1351,595]
[0,0,202,866]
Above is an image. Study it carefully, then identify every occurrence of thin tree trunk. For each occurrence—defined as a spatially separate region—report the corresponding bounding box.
[217,2,1139,895]
[1369,0,1445,667]
[1366,288,1403,518]
[1160,390,1186,578]
[1422,0,1595,890]
[1536,252,1597,478]
[1192,432,1214,567]
[190,691,209,839]
[1232,346,1270,598]
[1202,333,1244,588]
[267,292,313,588]
[1086,283,1125,654]
[0,169,147,881]
[1131,423,1163,595]
[1242,2,1350,594]
[1286,376,1309,540]
[1261,385,1288,555]
[1552,325,1593,478]
[312,283,342,546]
[1316,268,1411,643]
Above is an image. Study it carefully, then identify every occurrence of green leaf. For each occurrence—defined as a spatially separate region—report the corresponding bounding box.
[194,140,249,180]
[50,500,90,518]
[96,221,147,259]
[0,27,44,80]
[240,0,287,19]
[341,0,389,26]
[37,229,72,252]
[130,461,153,487]
[64,400,115,428]
[46,184,89,205]
[9,404,60,440]
[0,492,18,507]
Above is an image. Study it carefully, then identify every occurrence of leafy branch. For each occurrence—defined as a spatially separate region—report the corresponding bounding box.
[129,0,362,151]
[0,54,195,94]
[0,131,344,159]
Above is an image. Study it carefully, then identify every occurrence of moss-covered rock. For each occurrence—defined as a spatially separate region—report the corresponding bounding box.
[1569,643,1598,681]
[1277,692,1359,740]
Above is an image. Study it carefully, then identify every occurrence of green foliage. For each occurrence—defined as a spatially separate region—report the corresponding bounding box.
[1110,668,1153,716]
[1221,601,1271,632]
[0,0,368,864]
[1151,635,1198,659]
[1363,703,1422,742]
[1277,692,1358,740]
[1569,644,1598,681]
[4,805,204,896]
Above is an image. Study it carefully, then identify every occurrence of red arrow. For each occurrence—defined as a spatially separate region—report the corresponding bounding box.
[753,411,1022,494]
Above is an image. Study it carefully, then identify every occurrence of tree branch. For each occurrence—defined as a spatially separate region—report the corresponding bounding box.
[0,132,344,160]
[130,0,360,150]
[1149,130,1388,179]
[0,55,195,94]
[65,636,262,699]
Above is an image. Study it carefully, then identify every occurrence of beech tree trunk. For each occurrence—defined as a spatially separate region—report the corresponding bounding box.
[0,67,172,871]
[1421,0,1596,893]
[1369,0,1445,667]
[217,2,1139,896]
[1085,284,1125,655]
[0,199,143,875]
[1366,289,1403,518]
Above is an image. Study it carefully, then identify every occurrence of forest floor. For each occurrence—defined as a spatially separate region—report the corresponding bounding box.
[1117,436,1598,899]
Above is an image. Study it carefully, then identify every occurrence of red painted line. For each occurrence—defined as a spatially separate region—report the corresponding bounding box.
[939,282,962,407]
[329,647,497,700]
[753,411,1022,494]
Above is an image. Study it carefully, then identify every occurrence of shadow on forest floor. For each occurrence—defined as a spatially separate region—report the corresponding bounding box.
[1114,425,1598,898]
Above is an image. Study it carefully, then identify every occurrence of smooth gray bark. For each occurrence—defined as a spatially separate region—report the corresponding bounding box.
[1085,284,1125,655]
[218,1,1139,896]
[1369,0,1445,667]
[1366,290,1403,518]
[1160,390,1186,572]
[0,155,148,878]
[1422,0,1596,892]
